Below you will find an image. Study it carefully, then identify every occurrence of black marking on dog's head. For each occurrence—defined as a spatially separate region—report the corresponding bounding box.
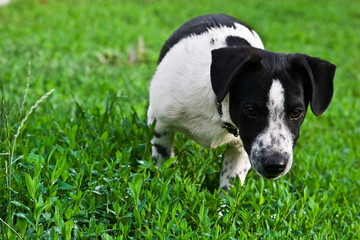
[211,46,336,179]
[211,47,263,104]
[289,53,336,116]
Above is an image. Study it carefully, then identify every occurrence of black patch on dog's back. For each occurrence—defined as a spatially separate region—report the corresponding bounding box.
[158,14,252,64]
[226,36,251,47]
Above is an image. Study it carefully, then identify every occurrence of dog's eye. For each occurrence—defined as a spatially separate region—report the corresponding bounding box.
[244,107,257,117]
[290,109,303,119]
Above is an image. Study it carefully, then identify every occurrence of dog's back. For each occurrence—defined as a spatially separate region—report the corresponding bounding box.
[158,14,261,63]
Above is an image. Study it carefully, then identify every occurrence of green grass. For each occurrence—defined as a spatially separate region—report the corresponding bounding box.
[1,0,359,239]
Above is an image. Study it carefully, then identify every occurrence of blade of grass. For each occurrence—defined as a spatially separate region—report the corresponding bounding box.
[0,217,23,239]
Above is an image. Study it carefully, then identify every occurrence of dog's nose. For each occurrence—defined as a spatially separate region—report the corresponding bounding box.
[262,153,287,177]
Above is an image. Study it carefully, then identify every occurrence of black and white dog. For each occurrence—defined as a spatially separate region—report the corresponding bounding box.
[147,14,335,191]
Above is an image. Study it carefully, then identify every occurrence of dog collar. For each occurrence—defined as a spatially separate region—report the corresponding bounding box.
[216,102,239,137]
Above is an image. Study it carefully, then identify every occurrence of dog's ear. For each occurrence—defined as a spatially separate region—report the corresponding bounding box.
[211,47,262,103]
[290,54,336,116]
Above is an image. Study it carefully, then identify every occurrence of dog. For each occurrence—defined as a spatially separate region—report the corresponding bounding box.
[147,14,336,191]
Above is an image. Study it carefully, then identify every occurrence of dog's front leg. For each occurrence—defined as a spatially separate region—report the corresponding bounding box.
[219,141,251,192]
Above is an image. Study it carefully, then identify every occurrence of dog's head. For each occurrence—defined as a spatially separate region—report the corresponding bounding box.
[211,47,336,179]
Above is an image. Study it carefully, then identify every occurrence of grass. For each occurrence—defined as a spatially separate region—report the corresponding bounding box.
[0,0,359,239]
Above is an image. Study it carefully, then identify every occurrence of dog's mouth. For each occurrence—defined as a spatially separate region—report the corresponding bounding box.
[257,168,287,180]
[261,172,284,180]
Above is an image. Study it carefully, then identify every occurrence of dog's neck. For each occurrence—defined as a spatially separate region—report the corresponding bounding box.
[216,101,239,137]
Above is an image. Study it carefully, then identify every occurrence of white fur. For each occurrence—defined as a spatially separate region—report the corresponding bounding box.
[250,80,293,177]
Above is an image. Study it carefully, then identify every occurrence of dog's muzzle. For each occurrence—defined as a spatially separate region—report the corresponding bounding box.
[250,149,292,179]
[259,152,289,179]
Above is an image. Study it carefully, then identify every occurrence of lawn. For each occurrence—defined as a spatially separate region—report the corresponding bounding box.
[0,0,359,239]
